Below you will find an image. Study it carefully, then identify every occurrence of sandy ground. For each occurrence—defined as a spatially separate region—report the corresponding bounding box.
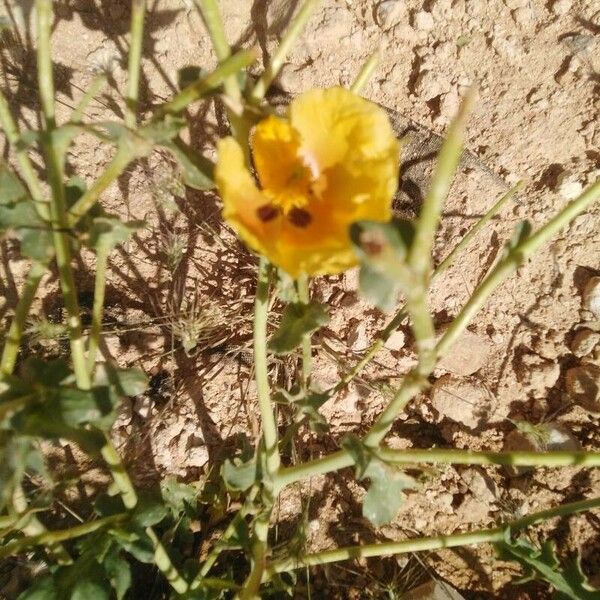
[1,0,600,597]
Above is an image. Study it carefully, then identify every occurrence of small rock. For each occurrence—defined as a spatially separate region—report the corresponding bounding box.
[545,423,581,451]
[403,580,465,600]
[551,0,572,15]
[571,329,600,357]
[133,396,153,419]
[456,494,492,524]
[384,329,406,351]
[413,10,434,31]
[374,0,407,30]
[557,175,583,200]
[566,364,600,413]
[503,429,538,475]
[430,376,493,429]
[187,446,209,468]
[504,0,527,8]
[461,468,498,502]
[583,277,600,318]
[437,328,491,376]
[519,353,560,393]
[438,87,460,122]
[512,7,536,27]
[415,70,451,100]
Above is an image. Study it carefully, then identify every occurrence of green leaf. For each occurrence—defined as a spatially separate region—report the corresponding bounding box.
[87,216,144,251]
[71,576,111,600]
[162,138,214,191]
[103,550,132,600]
[495,533,600,600]
[349,219,415,311]
[361,461,414,527]
[0,163,27,204]
[132,495,168,527]
[222,458,256,492]
[275,386,330,433]
[139,115,186,144]
[110,528,155,563]
[22,357,71,386]
[160,476,199,516]
[55,386,114,426]
[269,302,329,355]
[341,435,372,479]
[17,576,58,600]
[502,220,533,264]
[20,228,54,262]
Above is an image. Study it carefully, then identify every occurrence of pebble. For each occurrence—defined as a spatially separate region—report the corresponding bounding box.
[571,329,600,357]
[384,329,406,351]
[503,429,538,475]
[429,376,493,429]
[461,468,498,502]
[133,396,153,419]
[557,175,583,200]
[437,328,491,376]
[552,0,572,15]
[415,70,451,100]
[374,0,407,30]
[583,277,600,318]
[413,10,434,31]
[403,580,465,600]
[513,7,536,27]
[565,364,600,413]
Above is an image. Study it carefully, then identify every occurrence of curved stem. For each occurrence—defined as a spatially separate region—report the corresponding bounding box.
[350,50,380,94]
[0,262,45,377]
[125,0,146,127]
[86,245,109,374]
[267,496,600,575]
[297,273,312,388]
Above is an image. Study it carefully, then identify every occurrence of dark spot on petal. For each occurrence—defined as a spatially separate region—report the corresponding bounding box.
[288,207,312,228]
[256,204,280,222]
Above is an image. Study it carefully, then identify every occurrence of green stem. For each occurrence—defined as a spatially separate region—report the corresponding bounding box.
[332,182,522,395]
[408,90,474,279]
[437,177,600,358]
[0,512,125,560]
[0,87,49,221]
[125,0,146,127]
[11,485,72,565]
[275,178,600,488]
[194,0,251,155]
[298,273,312,388]
[153,49,258,119]
[350,50,380,94]
[0,262,45,377]
[86,245,109,374]
[71,74,107,124]
[146,527,189,595]
[254,258,280,477]
[267,496,600,574]
[36,0,90,391]
[249,0,319,103]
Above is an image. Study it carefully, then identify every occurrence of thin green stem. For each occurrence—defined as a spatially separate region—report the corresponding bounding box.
[254,258,281,477]
[153,49,258,119]
[350,49,380,94]
[146,527,189,594]
[267,496,600,574]
[437,177,600,358]
[0,84,49,221]
[298,273,312,388]
[408,90,474,279]
[194,0,251,157]
[0,512,125,560]
[0,262,45,377]
[86,245,109,374]
[249,0,319,103]
[125,0,146,127]
[36,0,90,391]
[331,182,521,395]
[275,178,600,489]
[68,144,134,225]
[71,74,107,124]
[11,485,72,565]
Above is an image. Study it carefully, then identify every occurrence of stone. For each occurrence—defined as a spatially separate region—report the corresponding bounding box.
[384,329,406,351]
[504,0,527,8]
[551,0,572,15]
[571,329,600,357]
[437,329,491,376]
[413,10,434,31]
[429,376,493,429]
[374,0,407,30]
[347,319,369,351]
[133,396,153,419]
[566,364,600,414]
[403,580,465,600]
[502,429,538,475]
[583,277,600,318]
[557,176,583,200]
[415,70,451,100]
[460,468,498,502]
[519,353,560,394]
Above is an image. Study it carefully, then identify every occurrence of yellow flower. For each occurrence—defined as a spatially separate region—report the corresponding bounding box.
[215,87,400,278]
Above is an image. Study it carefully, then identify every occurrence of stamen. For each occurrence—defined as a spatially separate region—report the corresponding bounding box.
[288,207,312,228]
[256,204,280,222]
